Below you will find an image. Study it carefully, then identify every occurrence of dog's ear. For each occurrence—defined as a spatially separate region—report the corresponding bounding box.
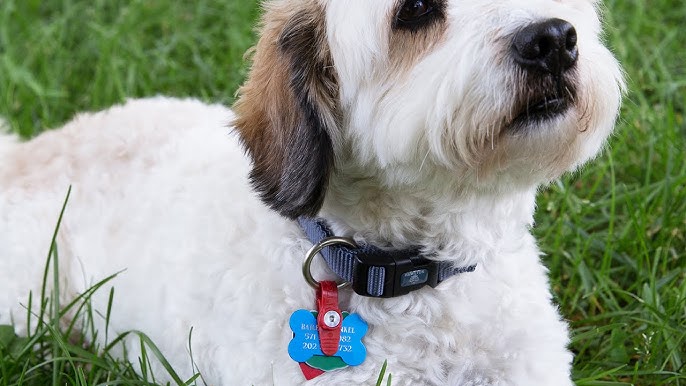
[233,2,339,219]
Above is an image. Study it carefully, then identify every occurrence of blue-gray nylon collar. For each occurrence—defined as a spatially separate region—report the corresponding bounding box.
[298,217,476,298]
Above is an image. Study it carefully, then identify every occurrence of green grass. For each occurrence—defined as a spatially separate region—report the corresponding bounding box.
[0,0,259,137]
[0,0,684,385]
[535,1,686,384]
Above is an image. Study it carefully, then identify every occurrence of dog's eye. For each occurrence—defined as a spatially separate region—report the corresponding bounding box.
[395,0,438,30]
[399,0,432,20]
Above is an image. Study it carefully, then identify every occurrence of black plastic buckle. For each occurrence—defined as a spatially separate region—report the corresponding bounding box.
[351,251,439,298]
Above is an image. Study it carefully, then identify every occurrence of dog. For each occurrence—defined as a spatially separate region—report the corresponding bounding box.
[0,0,623,385]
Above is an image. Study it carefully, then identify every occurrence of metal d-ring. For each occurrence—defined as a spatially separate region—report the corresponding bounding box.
[302,236,357,289]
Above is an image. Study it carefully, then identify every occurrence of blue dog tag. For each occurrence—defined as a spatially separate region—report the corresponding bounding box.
[288,309,368,366]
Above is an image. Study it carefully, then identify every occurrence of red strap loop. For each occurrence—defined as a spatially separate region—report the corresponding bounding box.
[316,281,342,356]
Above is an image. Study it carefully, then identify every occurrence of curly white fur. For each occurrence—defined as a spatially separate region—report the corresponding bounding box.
[0,0,623,385]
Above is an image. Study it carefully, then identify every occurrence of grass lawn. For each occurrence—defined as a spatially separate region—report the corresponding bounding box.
[1,0,685,385]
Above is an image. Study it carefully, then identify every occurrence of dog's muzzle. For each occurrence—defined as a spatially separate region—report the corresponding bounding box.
[507,18,579,129]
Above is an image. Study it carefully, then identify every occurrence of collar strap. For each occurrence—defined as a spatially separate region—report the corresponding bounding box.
[298,217,476,298]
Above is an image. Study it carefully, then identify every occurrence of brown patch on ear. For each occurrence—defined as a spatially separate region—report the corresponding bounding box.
[233,1,339,219]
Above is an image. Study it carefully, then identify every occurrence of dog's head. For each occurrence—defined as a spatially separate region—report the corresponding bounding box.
[234,0,624,219]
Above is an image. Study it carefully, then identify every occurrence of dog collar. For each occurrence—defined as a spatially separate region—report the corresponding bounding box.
[298,217,476,298]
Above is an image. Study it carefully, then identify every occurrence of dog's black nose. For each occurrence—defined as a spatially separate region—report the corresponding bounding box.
[512,18,578,75]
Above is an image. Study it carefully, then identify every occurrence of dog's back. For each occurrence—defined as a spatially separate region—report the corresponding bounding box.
[0,97,249,333]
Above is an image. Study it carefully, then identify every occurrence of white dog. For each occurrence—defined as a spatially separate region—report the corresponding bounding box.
[0,0,623,385]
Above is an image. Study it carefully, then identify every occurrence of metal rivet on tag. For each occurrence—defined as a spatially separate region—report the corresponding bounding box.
[323,310,341,328]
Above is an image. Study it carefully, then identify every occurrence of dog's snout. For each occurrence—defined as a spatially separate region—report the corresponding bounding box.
[512,18,578,75]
